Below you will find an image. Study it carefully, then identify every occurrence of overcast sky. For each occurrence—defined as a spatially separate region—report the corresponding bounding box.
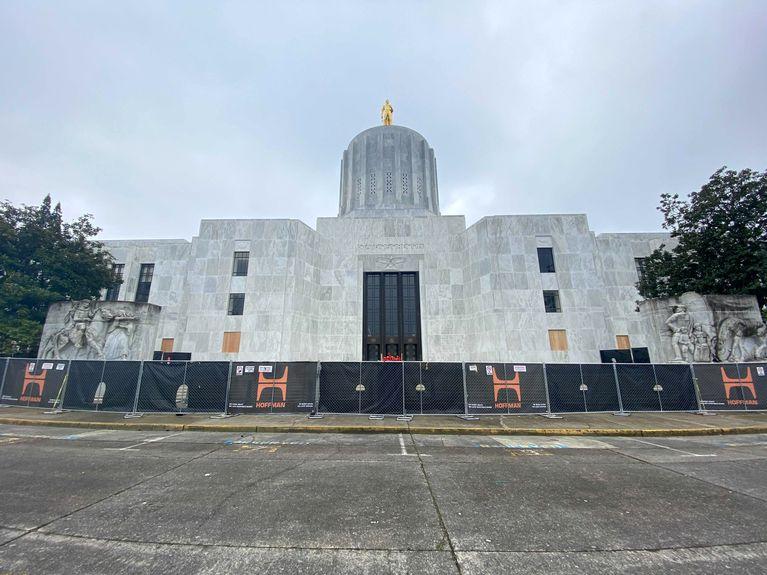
[1,1,765,240]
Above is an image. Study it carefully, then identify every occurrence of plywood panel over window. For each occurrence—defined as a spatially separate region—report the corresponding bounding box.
[160,338,174,353]
[548,329,568,351]
[616,335,631,350]
[222,331,241,353]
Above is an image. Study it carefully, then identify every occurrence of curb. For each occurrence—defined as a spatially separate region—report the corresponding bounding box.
[1,416,766,437]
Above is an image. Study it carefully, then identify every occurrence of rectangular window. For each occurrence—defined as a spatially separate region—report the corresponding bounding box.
[634,257,647,281]
[548,329,568,351]
[104,263,125,301]
[160,338,174,353]
[227,293,245,315]
[232,251,249,276]
[222,331,241,353]
[384,273,399,338]
[543,290,561,313]
[616,335,631,350]
[537,247,556,273]
[135,264,154,303]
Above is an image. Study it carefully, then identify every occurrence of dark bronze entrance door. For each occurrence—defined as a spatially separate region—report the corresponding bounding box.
[363,272,421,361]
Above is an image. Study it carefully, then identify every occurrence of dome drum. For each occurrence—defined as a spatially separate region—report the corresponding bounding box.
[339,125,439,217]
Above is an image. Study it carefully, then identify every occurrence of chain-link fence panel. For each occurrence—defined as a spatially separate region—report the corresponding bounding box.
[184,362,229,412]
[63,360,141,412]
[318,362,363,413]
[693,363,752,411]
[0,358,68,408]
[615,363,696,412]
[738,363,767,410]
[228,361,315,414]
[361,361,404,414]
[403,362,464,415]
[464,362,547,414]
[135,361,228,413]
[317,361,404,414]
[546,363,620,413]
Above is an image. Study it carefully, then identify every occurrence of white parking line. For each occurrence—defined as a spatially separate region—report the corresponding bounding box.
[107,433,184,451]
[398,433,408,455]
[628,438,717,457]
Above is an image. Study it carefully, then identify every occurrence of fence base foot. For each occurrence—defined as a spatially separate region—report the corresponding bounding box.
[540,413,563,419]
[696,410,717,416]
[457,414,479,421]
[396,415,413,422]
[123,412,144,419]
[307,414,324,419]
[612,411,631,417]
[368,414,385,420]
[210,413,239,419]
[43,408,68,415]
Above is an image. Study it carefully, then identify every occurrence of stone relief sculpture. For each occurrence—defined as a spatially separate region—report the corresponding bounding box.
[665,305,694,362]
[691,324,713,362]
[717,318,767,362]
[40,301,140,360]
[660,299,767,363]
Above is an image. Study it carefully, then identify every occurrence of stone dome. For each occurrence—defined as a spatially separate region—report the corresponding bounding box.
[338,125,439,217]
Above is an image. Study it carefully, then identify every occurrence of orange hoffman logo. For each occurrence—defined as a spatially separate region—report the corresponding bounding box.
[21,364,47,403]
[255,366,288,408]
[720,367,757,406]
[491,367,521,409]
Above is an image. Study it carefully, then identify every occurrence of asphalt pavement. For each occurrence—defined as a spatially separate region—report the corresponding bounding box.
[0,424,766,574]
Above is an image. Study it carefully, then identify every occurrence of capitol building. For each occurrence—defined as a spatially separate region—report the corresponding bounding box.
[42,106,681,363]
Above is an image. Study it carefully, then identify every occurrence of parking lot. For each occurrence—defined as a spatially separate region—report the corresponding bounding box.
[1,425,766,574]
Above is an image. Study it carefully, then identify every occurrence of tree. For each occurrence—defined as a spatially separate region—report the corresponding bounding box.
[0,196,114,356]
[637,167,767,315]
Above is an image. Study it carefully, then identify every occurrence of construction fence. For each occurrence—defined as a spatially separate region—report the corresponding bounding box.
[0,358,765,417]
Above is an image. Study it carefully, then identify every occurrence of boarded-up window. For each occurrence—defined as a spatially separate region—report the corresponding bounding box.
[161,338,174,353]
[548,329,568,351]
[222,331,241,353]
[616,335,631,350]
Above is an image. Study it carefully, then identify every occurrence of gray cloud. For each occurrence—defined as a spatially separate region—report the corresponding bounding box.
[0,0,765,239]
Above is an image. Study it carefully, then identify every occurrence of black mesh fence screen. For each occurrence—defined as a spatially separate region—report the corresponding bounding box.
[3,357,763,415]
[616,364,696,412]
[228,362,315,414]
[546,363,620,413]
[63,360,141,412]
[318,361,404,414]
[403,362,464,414]
[137,361,228,413]
[0,358,68,408]
[465,362,547,414]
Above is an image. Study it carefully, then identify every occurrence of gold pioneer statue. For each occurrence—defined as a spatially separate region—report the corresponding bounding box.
[381,99,393,125]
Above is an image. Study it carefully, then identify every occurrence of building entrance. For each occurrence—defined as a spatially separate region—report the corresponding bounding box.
[363,272,421,361]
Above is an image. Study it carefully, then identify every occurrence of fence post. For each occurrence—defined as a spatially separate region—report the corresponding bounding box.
[458,361,478,420]
[688,363,714,416]
[0,357,10,408]
[579,363,588,412]
[651,363,663,412]
[397,361,412,421]
[611,358,630,416]
[307,361,323,419]
[211,360,238,419]
[124,360,145,419]
[540,362,562,419]
[44,359,71,414]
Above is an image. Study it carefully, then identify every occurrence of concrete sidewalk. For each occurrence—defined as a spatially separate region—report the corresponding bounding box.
[1,406,767,436]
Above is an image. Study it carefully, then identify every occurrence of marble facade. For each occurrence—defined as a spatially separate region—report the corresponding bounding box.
[39,121,758,363]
